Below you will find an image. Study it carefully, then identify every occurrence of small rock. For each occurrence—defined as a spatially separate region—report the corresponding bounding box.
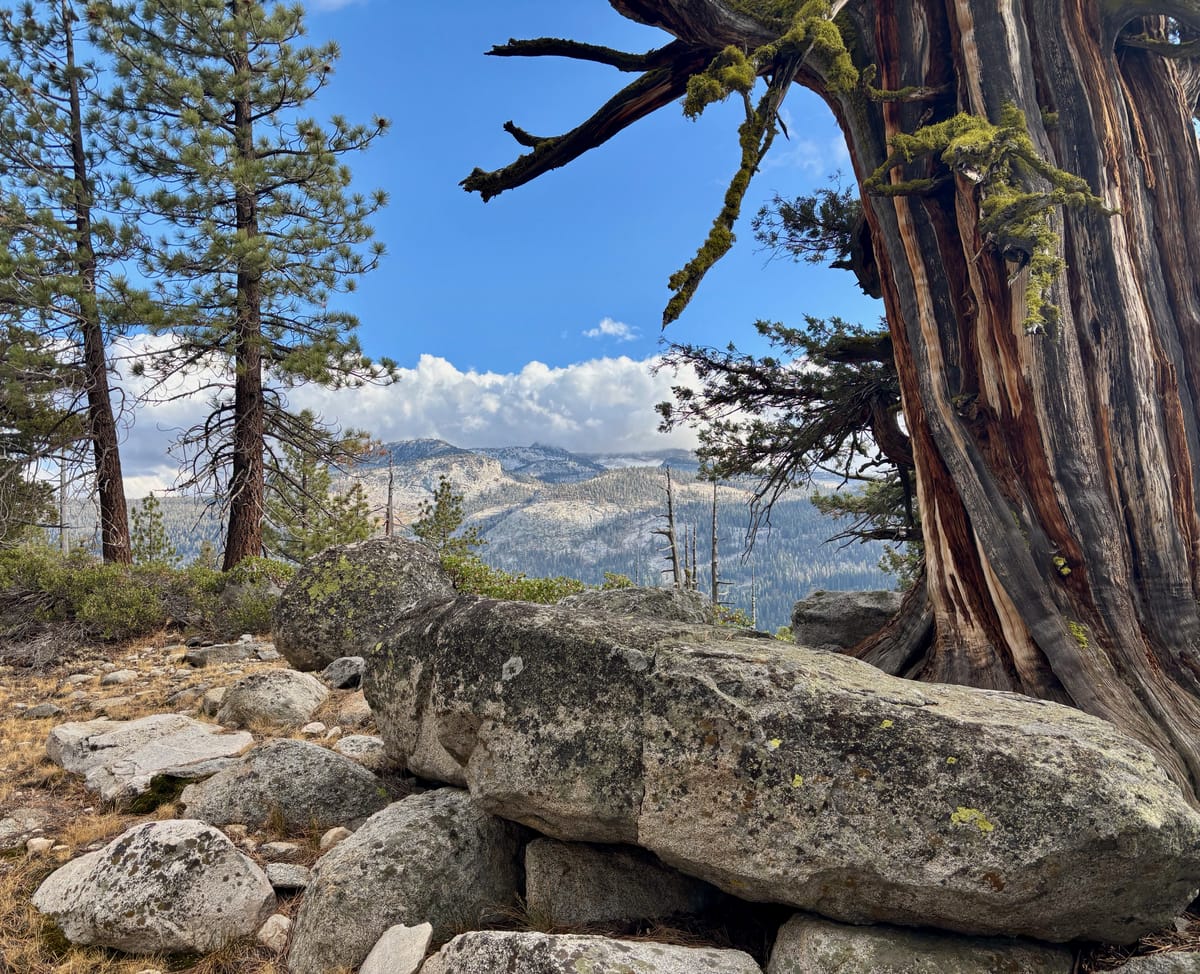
[301,721,326,736]
[260,841,301,861]
[256,913,291,953]
[1108,955,1200,973]
[223,824,249,840]
[265,862,310,891]
[26,837,54,856]
[22,703,63,719]
[334,734,388,770]
[256,646,281,661]
[360,922,433,974]
[216,670,328,729]
[64,673,92,685]
[337,691,373,728]
[100,670,138,686]
[319,826,352,851]
[325,726,343,741]
[0,807,50,851]
[321,656,366,690]
[239,633,255,644]
[200,686,226,716]
[184,644,253,668]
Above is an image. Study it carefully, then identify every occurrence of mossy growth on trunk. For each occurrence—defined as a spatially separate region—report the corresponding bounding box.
[864,102,1111,334]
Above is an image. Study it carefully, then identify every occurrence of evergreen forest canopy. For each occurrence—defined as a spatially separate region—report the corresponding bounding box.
[465,0,1200,803]
[0,0,390,570]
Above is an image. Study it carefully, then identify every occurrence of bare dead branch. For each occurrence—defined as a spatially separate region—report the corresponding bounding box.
[462,41,712,202]
[487,37,673,72]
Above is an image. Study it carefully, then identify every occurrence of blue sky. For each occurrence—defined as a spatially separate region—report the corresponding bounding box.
[121,0,884,491]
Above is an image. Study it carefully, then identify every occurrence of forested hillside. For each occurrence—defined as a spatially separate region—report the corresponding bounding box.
[61,441,893,632]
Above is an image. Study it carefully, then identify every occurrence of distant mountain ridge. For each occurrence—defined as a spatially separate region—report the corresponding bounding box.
[66,438,895,633]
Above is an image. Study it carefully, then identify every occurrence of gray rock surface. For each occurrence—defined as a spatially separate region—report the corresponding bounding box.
[367,595,1200,944]
[360,922,432,974]
[183,643,254,667]
[334,734,389,770]
[215,669,328,729]
[790,589,902,650]
[23,702,63,718]
[0,806,49,851]
[418,932,763,974]
[46,714,252,803]
[766,914,1073,973]
[525,839,721,927]
[31,819,275,954]
[1109,956,1200,974]
[274,537,455,672]
[265,863,311,891]
[180,738,388,830]
[287,788,524,974]
[558,585,716,624]
[321,656,365,689]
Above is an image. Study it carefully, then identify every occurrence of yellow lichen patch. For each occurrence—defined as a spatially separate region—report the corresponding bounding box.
[880,719,894,729]
[951,806,996,833]
[946,756,958,765]
[792,773,804,788]
[767,738,782,750]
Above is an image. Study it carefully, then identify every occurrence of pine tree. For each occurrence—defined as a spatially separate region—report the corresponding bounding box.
[0,0,138,562]
[130,493,179,566]
[90,0,392,570]
[264,430,374,564]
[411,476,483,557]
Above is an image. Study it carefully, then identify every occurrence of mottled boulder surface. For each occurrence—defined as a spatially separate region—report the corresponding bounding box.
[367,595,1200,943]
[766,914,1073,973]
[215,669,328,729]
[286,788,524,974]
[32,819,274,954]
[273,537,454,672]
[790,589,902,649]
[419,931,763,974]
[180,738,388,829]
[558,585,717,624]
[525,838,722,927]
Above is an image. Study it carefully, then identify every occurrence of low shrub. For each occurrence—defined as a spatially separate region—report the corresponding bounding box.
[443,554,587,604]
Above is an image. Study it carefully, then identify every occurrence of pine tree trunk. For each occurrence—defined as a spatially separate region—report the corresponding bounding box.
[223,4,265,571]
[601,0,1200,798]
[64,1,130,565]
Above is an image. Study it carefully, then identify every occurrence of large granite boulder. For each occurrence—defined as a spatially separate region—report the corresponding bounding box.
[366,596,1200,944]
[32,819,274,954]
[766,914,1072,973]
[215,669,328,729]
[790,589,902,649]
[286,788,525,974]
[273,537,455,671]
[46,714,252,804]
[558,585,716,624]
[419,931,763,974]
[180,738,389,830]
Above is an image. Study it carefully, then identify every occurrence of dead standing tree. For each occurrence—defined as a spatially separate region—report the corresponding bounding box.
[652,468,683,588]
[466,1,1200,801]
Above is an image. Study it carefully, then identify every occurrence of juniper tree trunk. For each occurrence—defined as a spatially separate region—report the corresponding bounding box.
[584,0,1200,797]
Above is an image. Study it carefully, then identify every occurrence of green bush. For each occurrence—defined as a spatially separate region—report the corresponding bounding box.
[443,554,587,604]
[75,567,168,640]
[224,556,296,589]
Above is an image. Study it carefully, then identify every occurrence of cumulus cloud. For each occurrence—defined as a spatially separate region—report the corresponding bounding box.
[109,334,700,493]
[582,317,639,342]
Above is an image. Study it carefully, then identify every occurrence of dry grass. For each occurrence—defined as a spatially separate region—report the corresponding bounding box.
[0,632,304,974]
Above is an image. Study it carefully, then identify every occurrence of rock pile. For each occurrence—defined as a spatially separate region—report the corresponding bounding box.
[19,539,1200,974]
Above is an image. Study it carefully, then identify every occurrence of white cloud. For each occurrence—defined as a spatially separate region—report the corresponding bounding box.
[109,334,700,494]
[582,317,639,342]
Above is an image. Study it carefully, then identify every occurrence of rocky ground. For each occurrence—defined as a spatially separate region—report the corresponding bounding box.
[0,631,384,974]
[2,620,1199,973]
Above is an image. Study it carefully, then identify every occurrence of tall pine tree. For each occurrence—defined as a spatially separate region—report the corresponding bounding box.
[0,0,137,562]
[91,0,392,569]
